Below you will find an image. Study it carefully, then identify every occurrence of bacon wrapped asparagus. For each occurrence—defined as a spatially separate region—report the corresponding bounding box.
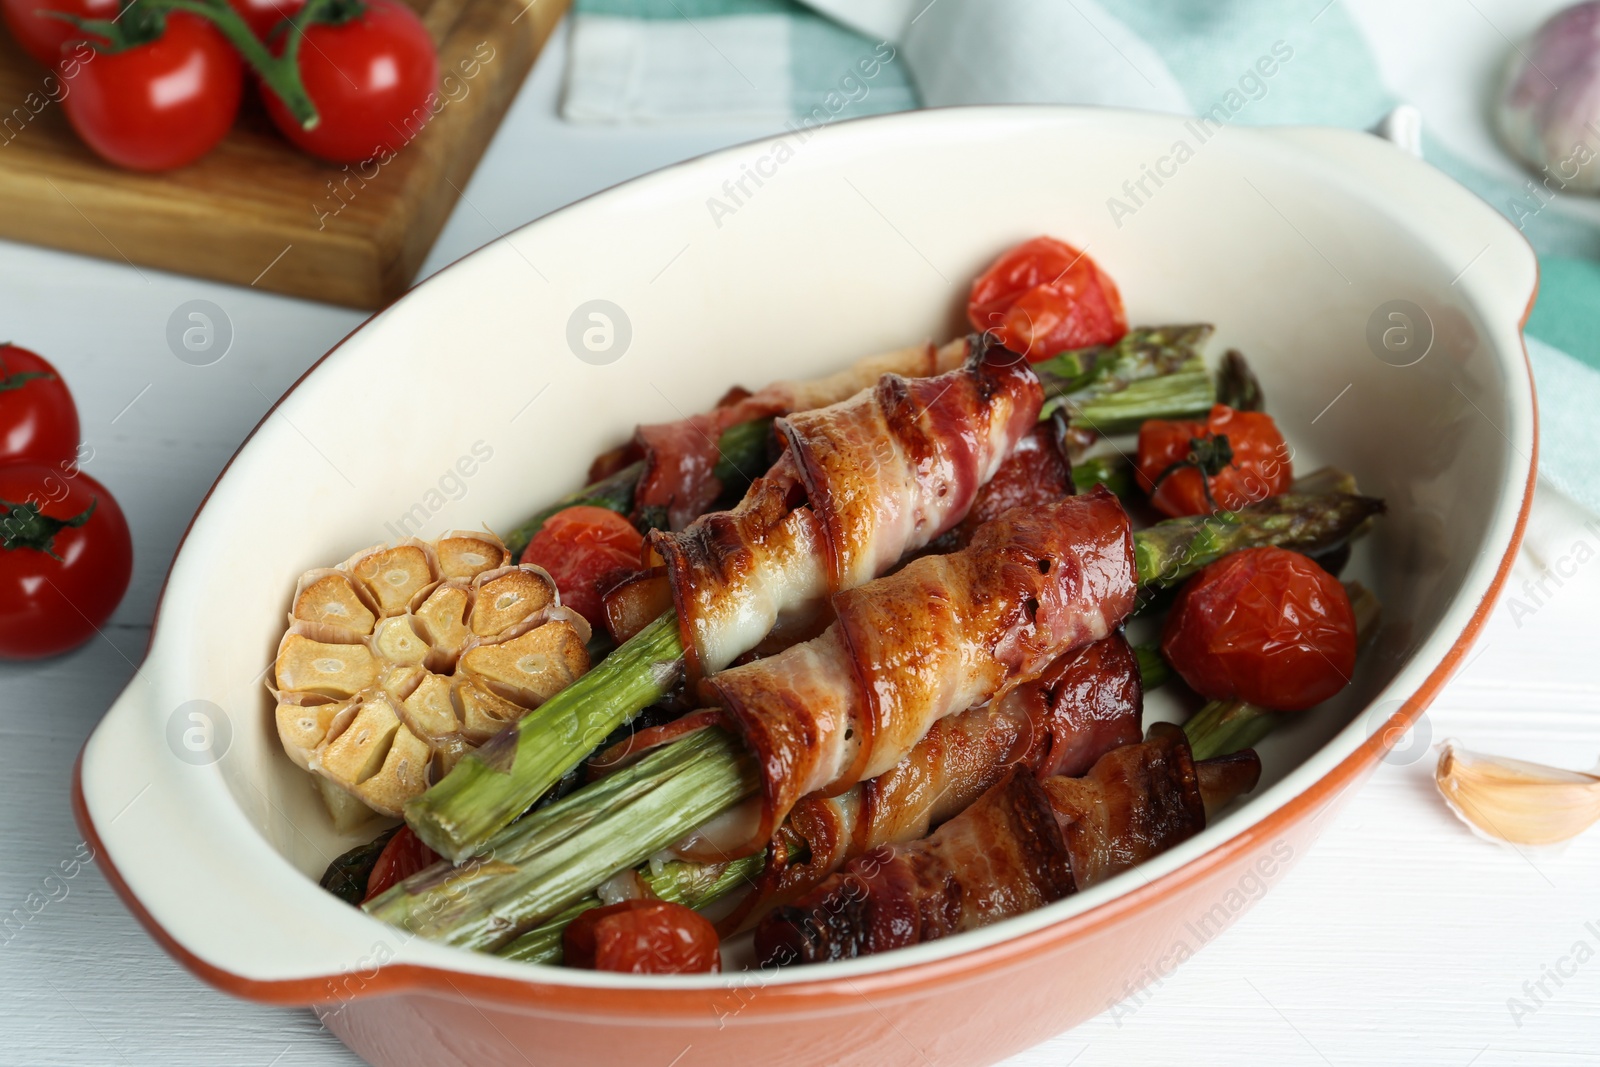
[708,489,1134,852]
[716,634,1145,930]
[407,342,1045,859]
[752,723,1261,966]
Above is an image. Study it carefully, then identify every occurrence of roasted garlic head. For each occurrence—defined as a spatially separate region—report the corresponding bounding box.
[272,531,590,819]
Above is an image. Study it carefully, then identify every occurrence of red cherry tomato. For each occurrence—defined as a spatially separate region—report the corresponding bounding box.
[0,0,115,66]
[261,0,437,164]
[227,0,305,39]
[0,463,132,659]
[520,506,644,629]
[361,825,437,902]
[967,236,1127,361]
[563,899,722,974]
[0,345,80,469]
[1161,546,1355,712]
[1135,404,1292,519]
[59,12,243,172]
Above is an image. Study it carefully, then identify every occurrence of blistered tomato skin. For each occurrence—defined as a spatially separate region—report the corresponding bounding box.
[361,826,438,903]
[563,899,722,974]
[520,506,643,628]
[1160,546,1355,712]
[966,236,1127,361]
[1136,404,1293,519]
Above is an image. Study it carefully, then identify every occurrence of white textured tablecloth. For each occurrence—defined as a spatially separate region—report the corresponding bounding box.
[1,19,1597,1067]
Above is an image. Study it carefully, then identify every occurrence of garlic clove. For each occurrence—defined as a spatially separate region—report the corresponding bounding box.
[1494,2,1600,194]
[468,566,557,637]
[351,544,434,616]
[1435,741,1600,846]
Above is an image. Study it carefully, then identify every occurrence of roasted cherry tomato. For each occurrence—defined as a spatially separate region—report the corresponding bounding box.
[563,899,721,974]
[966,236,1126,361]
[60,10,243,172]
[261,0,438,164]
[1161,546,1355,712]
[0,0,115,66]
[1135,404,1292,519]
[361,825,437,902]
[0,463,132,659]
[0,345,80,469]
[520,505,644,629]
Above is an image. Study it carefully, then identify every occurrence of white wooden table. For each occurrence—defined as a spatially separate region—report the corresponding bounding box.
[3,20,1598,1067]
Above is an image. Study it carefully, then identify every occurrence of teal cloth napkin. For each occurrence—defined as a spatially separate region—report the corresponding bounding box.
[563,0,1600,512]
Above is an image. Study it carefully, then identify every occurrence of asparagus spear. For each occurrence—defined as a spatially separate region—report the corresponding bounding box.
[1034,324,1212,407]
[496,852,767,966]
[372,728,759,947]
[1065,369,1216,436]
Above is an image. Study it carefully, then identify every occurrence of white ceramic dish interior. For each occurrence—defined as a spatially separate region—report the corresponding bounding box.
[80,106,1536,991]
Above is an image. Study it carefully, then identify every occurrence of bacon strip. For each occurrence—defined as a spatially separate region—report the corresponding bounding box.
[716,634,1143,930]
[754,724,1261,966]
[709,491,1135,854]
[651,339,1042,681]
[633,340,972,531]
[930,423,1075,553]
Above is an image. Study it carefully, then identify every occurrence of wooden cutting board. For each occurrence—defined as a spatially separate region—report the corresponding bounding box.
[0,0,568,308]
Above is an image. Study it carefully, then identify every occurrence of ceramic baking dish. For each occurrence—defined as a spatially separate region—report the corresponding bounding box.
[74,106,1537,1067]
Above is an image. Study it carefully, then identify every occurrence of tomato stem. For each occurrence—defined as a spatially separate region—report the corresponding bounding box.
[129,0,327,129]
[0,496,96,560]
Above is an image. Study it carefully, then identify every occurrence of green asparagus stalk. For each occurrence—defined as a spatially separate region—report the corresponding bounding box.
[371,728,758,947]
[1184,581,1381,761]
[1034,324,1213,406]
[1066,369,1216,435]
[407,489,1385,862]
[1133,492,1385,590]
[1071,455,1136,497]
[496,852,767,965]
[407,614,686,861]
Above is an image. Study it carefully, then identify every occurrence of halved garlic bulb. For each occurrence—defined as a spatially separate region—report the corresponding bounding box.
[1435,741,1600,846]
[272,531,591,819]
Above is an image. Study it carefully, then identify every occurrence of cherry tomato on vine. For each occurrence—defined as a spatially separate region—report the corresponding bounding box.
[0,0,115,67]
[0,463,132,659]
[261,0,438,164]
[1161,546,1355,712]
[1135,404,1292,519]
[360,826,437,902]
[59,10,243,172]
[563,899,722,974]
[0,345,80,469]
[520,506,643,629]
[226,0,305,39]
[966,236,1126,361]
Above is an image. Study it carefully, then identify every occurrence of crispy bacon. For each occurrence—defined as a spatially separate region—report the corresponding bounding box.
[932,423,1075,552]
[716,634,1143,930]
[632,341,972,532]
[650,339,1043,681]
[754,724,1261,966]
[708,491,1135,855]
